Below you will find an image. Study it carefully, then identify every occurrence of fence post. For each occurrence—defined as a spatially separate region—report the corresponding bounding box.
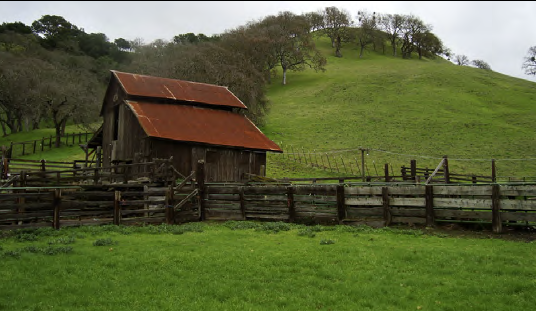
[491,159,496,183]
[41,138,45,151]
[336,185,345,224]
[113,191,122,225]
[443,156,450,183]
[53,189,62,230]
[382,187,391,226]
[384,163,390,182]
[287,186,295,223]
[492,184,502,233]
[33,141,36,154]
[425,185,435,227]
[410,159,417,182]
[165,185,175,225]
[22,142,25,156]
[49,135,52,148]
[196,160,206,221]
[239,186,246,220]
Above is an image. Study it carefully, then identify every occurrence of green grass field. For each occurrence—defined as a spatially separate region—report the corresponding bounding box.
[1,222,535,311]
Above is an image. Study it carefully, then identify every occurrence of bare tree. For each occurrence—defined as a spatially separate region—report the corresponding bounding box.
[471,59,491,70]
[378,13,405,57]
[454,54,470,66]
[355,10,379,58]
[321,6,353,57]
[522,46,536,76]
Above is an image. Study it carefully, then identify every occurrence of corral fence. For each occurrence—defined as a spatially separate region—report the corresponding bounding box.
[1,160,536,233]
[2,132,92,158]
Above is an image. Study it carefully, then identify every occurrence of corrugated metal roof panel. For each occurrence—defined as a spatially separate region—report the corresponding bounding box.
[113,71,247,109]
[126,101,282,152]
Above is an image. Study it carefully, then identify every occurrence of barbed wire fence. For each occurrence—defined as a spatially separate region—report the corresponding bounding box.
[271,142,536,182]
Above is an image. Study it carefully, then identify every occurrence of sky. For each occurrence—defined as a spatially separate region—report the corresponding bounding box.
[1,1,536,82]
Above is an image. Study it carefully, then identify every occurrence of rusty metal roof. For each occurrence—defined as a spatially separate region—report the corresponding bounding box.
[126,100,282,152]
[112,70,247,109]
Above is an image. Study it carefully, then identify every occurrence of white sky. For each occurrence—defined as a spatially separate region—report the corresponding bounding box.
[1,1,536,82]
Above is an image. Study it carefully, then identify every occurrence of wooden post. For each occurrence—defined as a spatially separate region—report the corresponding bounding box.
[9,142,14,157]
[410,159,417,182]
[491,159,496,183]
[33,141,36,154]
[340,156,347,174]
[53,189,61,230]
[165,186,175,225]
[384,163,390,182]
[49,135,52,148]
[325,153,332,172]
[239,187,246,220]
[360,148,366,182]
[113,191,122,225]
[382,187,391,226]
[22,143,25,156]
[287,186,295,223]
[41,138,45,151]
[425,185,435,227]
[196,160,206,221]
[443,156,450,183]
[492,184,502,233]
[336,185,345,224]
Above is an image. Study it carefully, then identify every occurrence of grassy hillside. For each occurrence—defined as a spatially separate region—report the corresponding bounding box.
[263,36,536,179]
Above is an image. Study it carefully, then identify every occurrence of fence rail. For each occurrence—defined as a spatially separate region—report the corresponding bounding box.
[2,132,92,158]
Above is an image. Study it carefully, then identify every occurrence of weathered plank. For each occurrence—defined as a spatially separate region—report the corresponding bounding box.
[434,210,492,220]
[345,197,383,206]
[345,187,383,196]
[433,198,492,209]
[389,208,426,217]
[386,186,426,196]
[389,198,426,207]
[392,216,426,224]
[500,212,536,222]
[346,207,383,217]
[500,199,536,211]
[433,185,492,196]
[499,185,536,197]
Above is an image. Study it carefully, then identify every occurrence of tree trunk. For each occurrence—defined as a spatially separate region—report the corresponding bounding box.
[60,119,67,136]
[54,126,61,148]
[335,36,342,58]
[392,39,397,57]
[282,67,287,85]
[359,46,365,58]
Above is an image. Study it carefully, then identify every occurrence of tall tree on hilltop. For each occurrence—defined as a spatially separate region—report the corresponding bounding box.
[522,46,536,76]
[258,11,326,85]
[320,6,353,57]
[355,10,379,58]
[378,13,405,57]
[31,15,83,52]
[399,14,428,59]
[454,54,470,66]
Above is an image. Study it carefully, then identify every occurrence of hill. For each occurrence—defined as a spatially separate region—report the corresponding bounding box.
[262,36,536,180]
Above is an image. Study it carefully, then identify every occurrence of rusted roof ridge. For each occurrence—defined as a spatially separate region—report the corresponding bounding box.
[126,100,282,152]
[111,70,247,109]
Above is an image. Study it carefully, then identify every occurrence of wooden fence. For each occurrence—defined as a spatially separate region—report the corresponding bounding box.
[3,132,92,158]
[3,180,536,233]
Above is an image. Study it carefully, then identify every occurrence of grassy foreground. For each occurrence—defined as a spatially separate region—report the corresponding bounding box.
[1,222,535,311]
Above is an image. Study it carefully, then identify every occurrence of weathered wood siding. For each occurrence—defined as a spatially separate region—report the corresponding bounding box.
[101,78,128,167]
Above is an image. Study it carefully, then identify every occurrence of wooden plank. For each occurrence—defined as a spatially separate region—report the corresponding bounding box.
[243,186,289,195]
[239,187,246,220]
[433,185,492,196]
[500,199,536,211]
[0,222,52,230]
[499,185,536,197]
[500,212,536,222]
[0,211,53,221]
[0,202,53,210]
[345,197,383,206]
[389,198,426,207]
[386,186,426,196]
[336,185,345,224]
[293,195,336,203]
[0,193,53,200]
[205,186,240,194]
[288,187,295,222]
[345,187,383,196]
[122,208,166,216]
[392,216,426,224]
[346,207,383,217]
[433,198,492,209]
[294,185,337,195]
[390,208,426,217]
[53,189,61,230]
[434,210,493,220]
[243,195,288,201]
[207,194,240,201]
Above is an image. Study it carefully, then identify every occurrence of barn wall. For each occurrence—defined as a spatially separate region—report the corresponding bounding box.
[149,139,192,177]
[101,78,126,167]
[115,105,148,163]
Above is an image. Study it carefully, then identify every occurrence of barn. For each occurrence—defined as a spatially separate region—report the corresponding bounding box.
[98,70,282,182]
